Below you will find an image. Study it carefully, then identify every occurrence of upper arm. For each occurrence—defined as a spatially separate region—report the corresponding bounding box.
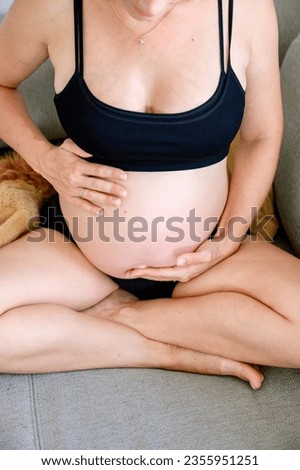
[239,0,283,143]
[0,0,51,88]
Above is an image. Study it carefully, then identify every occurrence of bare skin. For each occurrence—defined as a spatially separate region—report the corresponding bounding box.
[0,229,264,388]
[94,238,300,369]
[0,1,295,389]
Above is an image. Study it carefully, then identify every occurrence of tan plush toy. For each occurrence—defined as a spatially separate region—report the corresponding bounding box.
[0,151,56,248]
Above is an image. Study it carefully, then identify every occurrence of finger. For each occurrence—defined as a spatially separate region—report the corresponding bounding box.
[126,266,199,282]
[79,188,123,208]
[176,240,217,266]
[60,140,127,181]
[58,163,126,195]
[126,274,175,282]
[177,250,214,266]
[84,162,127,182]
[126,270,183,282]
[60,138,93,158]
[126,272,198,282]
[70,196,104,216]
[126,267,178,279]
[81,176,127,199]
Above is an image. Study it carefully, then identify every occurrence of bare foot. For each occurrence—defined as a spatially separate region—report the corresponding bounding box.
[165,344,264,390]
[83,289,264,389]
[82,288,137,318]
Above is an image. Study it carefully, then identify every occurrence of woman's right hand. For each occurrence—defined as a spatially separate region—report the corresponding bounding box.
[41,138,128,215]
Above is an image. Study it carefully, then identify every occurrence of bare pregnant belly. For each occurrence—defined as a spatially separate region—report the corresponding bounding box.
[60,160,228,278]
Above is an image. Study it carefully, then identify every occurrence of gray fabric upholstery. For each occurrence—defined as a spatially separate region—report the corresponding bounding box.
[0,1,13,15]
[274,0,300,64]
[274,34,300,257]
[17,61,66,143]
[1,367,300,450]
[0,375,40,449]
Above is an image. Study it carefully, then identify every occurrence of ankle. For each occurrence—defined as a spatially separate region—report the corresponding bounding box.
[144,337,176,370]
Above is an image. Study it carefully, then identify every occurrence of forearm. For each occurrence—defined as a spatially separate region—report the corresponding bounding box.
[0,85,54,173]
[217,136,282,240]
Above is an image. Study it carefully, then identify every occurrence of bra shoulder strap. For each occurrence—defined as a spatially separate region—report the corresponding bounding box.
[217,0,225,72]
[74,0,84,75]
[218,0,234,72]
[228,0,234,63]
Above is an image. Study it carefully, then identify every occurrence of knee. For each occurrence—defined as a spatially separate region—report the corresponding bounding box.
[0,305,66,373]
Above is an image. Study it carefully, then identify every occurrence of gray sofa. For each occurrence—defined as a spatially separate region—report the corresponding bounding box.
[0,0,300,450]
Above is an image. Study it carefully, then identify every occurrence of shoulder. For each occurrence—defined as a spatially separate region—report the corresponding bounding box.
[0,0,73,43]
[4,0,72,18]
[235,0,278,44]
[233,0,279,70]
[0,0,73,87]
[235,0,277,22]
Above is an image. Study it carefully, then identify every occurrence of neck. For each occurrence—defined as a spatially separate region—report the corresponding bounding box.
[114,1,180,23]
[108,0,182,45]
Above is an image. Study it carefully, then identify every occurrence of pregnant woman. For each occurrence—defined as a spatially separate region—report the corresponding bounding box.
[0,0,299,389]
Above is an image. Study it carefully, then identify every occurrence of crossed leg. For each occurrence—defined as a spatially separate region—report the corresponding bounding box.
[100,238,300,368]
[0,229,263,387]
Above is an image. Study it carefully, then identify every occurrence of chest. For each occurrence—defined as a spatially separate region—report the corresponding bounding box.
[49,1,247,114]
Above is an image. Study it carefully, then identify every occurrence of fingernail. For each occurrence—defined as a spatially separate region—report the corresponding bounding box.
[250,382,259,390]
[119,173,127,181]
[119,189,127,197]
[112,198,121,206]
[177,258,187,266]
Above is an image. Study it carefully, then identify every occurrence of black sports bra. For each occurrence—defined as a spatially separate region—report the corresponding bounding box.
[54,0,245,172]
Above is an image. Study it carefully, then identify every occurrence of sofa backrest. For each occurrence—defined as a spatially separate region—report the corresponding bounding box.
[0,1,13,15]
[274,33,300,256]
[274,0,300,64]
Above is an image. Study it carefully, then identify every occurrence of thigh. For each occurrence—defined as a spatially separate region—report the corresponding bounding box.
[0,229,117,314]
[173,238,300,320]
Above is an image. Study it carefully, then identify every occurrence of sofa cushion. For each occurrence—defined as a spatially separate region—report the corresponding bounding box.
[1,367,300,450]
[274,34,300,257]
[0,1,13,15]
[274,0,300,64]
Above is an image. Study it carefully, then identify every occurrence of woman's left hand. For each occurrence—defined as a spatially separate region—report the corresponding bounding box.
[125,236,243,282]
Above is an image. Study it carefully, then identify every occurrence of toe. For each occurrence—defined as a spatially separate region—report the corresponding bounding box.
[221,358,264,389]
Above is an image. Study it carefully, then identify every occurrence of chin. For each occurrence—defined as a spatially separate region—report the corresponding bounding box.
[124,1,170,21]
